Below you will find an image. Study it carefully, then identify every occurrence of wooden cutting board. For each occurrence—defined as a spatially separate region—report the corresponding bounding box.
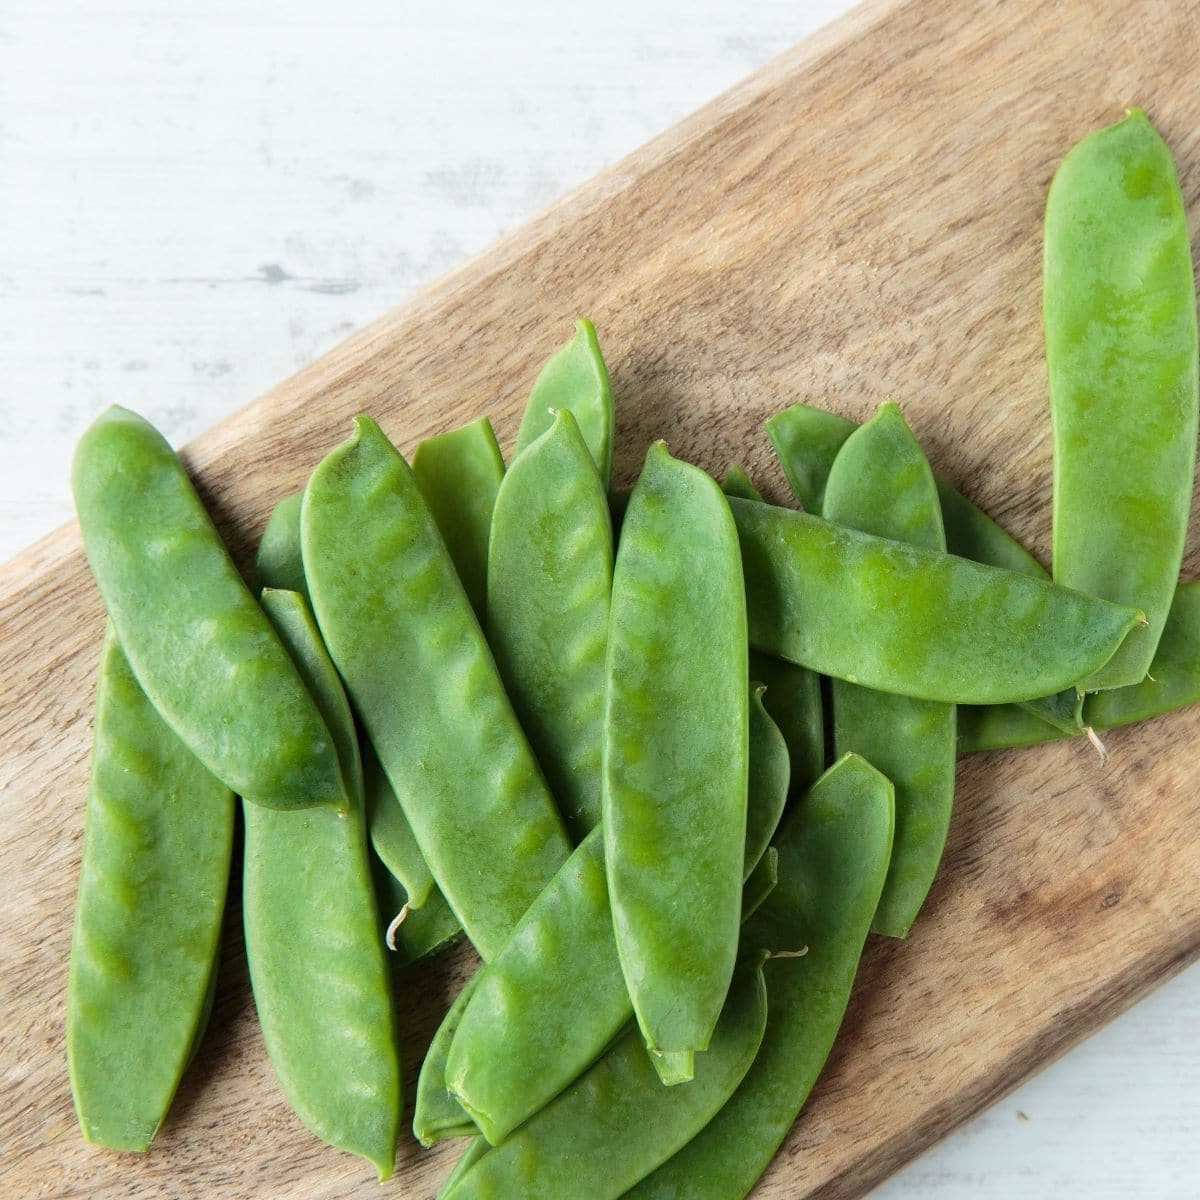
[3,1,1199,1196]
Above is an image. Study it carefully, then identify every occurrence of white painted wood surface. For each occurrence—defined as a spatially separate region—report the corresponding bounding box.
[0,1,1195,1195]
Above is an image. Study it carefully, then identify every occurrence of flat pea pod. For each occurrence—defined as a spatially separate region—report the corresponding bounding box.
[605,441,748,1075]
[823,402,955,938]
[720,464,762,502]
[67,627,235,1151]
[414,973,486,1146]
[445,689,790,1145]
[748,651,824,795]
[411,416,505,618]
[72,406,346,811]
[371,851,462,971]
[243,589,402,1179]
[1046,108,1198,690]
[515,318,615,488]
[743,685,789,878]
[625,753,894,1200]
[302,415,572,960]
[729,496,1142,705]
[439,958,768,1200]
[959,581,1200,752]
[256,489,441,911]
[487,407,613,841]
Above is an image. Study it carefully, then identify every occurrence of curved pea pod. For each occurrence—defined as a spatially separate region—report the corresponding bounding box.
[411,416,505,618]
[729,496,1142,704]
[740,846,779,922]
[445,693,788,1145]
[243,589,402,1179]
[438,1139,491,1198]
[743,685,789,877]
[748,651,824,794]
[488,408,613,840]
[515,318,614,487]
[72,406,346,811]
[302,415,572,960]
[439,958,768,1200]
[823,402,955,938]
[720,464,763,502]
[255,491,309,599]
[371,850,462,970]
[67,627,235,1151]
[765,403,856,512]
[625,753,894,1200]
[1046,109,1198,690]
[414,973,484,1147]
[605,442,748,1076]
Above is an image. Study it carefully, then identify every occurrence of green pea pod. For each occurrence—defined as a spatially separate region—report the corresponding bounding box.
[743,685,789,878]
[255,489,441,911]
[823,402,955,938]
[67,627,235,1151]
[605,442,748,1076]
[72,405,347,811]
[411,416,505,618]
[764,403,856,512]
[515,319,615,487]
[439,1139,492,1198]
[488,408,613,840]
[440,959,768,1200]
[729,496,1142,704]
[740,846,779,922]
[443,711,782,1147]
[934,479,1045,578]
[414,973,484,1147]
[720,464,763,502]
[748,651,825,795]
[625,753,894,1200]
[302,415,572,960]
[371,851,462,971]
[243,589,402,1180]
[255,491,308,600]
[1046,109,1198,690]
[958,581,1200,751]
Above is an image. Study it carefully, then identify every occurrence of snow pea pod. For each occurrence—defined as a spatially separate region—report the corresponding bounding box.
[515,318,615,487]
[302,415,572,960]
[823,402,955,938]
[740,846,779,923]
[743,685,789,878]
[1046,108,1198,690]
[488,408,613,841]
[371,851,462,970]
[440,959,768,1200]
[67,627,235,1151]
[748,651,825,795]
[720,464,763,501]
[411,416,505,618]
[243,589,401,1180]
[625,754,894,1200]
[255,490,441,910]
[72,405,347,811]
[605,442,748,1077]
[729,497,1141,704]
[444,685,790,1145]
[414,974,485,1146]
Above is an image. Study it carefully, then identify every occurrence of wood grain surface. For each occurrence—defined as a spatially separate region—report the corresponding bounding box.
[3,1,1200,1196]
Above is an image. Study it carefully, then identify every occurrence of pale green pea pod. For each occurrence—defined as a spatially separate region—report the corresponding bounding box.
[439,959,769,1200]
[605,442,748,1080]
[255,490,440,912]
[823,401,955,938]
[72,405,347,811]
[1046,109,1198,690]
[411,416,505,618]
[67,627,235,1151]
[487,407,613,841]
[515,318,615,487]
[243,589,401,1179]
[625,754,894,1200]
[302,415,572,960]
[720,464,763,502]
[729,496,1142,705]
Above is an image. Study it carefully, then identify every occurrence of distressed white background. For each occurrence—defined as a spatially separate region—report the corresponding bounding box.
[1,1,1196,1195]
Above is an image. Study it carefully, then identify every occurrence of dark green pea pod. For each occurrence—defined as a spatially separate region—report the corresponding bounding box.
[1046,109,1198,691]
[67,627,235,1151]
[256,489,441,912]
[302,415,572,960]
[624,753,894,1200]
[743,686,789,878]
[439,958,769,1200]
[370,850,463,971]
[740,846,779,922]
[729,496,1142,705]
[71,406,347,811]
[605,442,748,1081]
[443,717,780,1147]
[823,402,955,938]
[414,973,485,1147]
[411,416,505,619]
[934,479,1045,578]
[515,319,615,488]
[720,464,763,502]
[488,408,613,840]
[243,589,402,1180]
[748,651,824,794]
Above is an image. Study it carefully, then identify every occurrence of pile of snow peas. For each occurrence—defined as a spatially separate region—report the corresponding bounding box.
[65,108,1199,1195]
